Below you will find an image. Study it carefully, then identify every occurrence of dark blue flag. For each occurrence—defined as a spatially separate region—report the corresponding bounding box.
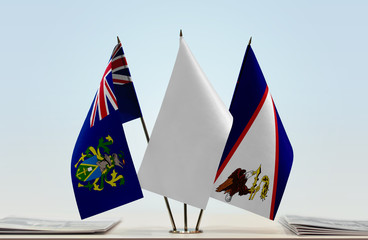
[71,42,143,219]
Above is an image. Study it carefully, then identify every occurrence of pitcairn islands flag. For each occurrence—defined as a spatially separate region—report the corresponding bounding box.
[71,41,143,219]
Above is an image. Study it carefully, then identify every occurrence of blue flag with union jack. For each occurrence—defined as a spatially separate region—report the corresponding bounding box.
[71,41,143,219]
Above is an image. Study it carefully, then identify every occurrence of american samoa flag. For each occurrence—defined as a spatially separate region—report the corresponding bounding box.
[90,42,141,127]
[211,44,293,220]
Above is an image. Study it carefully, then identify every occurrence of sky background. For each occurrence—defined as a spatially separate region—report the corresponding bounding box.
[0,0,368,225]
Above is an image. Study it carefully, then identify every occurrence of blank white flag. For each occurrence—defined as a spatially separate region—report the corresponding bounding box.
[138,37,232,209]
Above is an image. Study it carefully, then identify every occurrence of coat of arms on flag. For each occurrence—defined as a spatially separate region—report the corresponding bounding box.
[74,135,126,191]
[215,165,270,203]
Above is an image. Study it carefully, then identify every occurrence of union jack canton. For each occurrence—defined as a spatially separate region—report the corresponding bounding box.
[90,43,134,127]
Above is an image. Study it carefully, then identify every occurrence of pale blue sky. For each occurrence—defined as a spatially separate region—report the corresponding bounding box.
[0,1,368,222]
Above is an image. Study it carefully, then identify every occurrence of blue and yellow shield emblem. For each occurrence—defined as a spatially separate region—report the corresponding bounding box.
[76,155,102,182]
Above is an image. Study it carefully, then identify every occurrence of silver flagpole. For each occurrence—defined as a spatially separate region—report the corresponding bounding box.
[178,30,203,234]
[180,29,188,233]
[195,209,203,231]
[117,35,177,232]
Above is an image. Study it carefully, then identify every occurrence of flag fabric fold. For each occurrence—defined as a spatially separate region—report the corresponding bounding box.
[138,37,233,209]
[71,42,143,219]
[211,44,293,220]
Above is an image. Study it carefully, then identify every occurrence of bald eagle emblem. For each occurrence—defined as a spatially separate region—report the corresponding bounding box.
[216,165,270,202]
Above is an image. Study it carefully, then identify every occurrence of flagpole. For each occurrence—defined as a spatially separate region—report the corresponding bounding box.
[180,29,190,233]
[139,117,150,143]
[195,209,203,231]
[180,29,204,234]
[180,29,189,233]
[116,36,177,232]
[184,203,188,232]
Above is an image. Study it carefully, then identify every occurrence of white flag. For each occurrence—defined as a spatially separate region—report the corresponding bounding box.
[138,36,232,209]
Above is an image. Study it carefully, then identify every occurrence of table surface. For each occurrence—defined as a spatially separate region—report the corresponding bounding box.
[0,213,367,240]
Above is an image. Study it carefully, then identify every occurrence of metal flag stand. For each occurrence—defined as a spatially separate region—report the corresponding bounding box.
[127,31,204,234]
[168,204,203,234]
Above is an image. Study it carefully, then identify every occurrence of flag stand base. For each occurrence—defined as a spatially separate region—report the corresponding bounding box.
[168,204,204,234]
[169,229,203,234]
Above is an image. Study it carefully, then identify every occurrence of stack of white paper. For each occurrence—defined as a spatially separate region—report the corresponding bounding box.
[0,216,119,234]
[280,215,368,236]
